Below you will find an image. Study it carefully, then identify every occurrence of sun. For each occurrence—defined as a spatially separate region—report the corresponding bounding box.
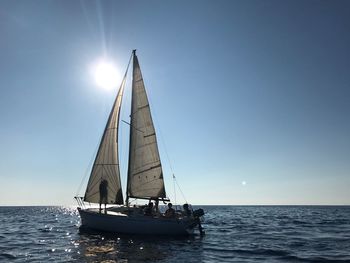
[93,59,121,90]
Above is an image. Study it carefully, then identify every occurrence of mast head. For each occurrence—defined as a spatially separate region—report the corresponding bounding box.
[132,49,137,55]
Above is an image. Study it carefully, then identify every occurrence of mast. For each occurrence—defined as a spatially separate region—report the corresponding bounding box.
[126,50,166,204]
[125,50,136,205]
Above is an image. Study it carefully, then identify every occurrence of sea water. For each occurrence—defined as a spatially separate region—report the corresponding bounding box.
[0,206,349,262]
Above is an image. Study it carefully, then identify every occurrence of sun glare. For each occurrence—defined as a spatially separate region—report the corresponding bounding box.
[93,59,121,90]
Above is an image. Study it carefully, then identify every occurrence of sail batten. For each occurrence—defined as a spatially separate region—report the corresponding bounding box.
[126,52,166,200]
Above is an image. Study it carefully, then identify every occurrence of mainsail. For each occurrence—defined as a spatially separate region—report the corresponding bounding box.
[127,51,166,200]
[84,70,128,204]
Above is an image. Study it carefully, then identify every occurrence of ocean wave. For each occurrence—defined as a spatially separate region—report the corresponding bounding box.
[280,255,350,262]
[0,253,17,260]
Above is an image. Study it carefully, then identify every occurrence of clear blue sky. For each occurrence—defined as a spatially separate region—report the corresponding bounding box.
[1,0,349,205]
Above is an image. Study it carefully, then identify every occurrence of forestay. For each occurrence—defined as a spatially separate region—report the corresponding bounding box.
[127,52,166,200]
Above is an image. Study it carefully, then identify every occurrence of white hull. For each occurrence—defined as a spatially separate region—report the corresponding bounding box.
[78,207,198,236]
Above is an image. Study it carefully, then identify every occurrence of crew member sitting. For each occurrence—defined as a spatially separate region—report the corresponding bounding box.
[164,203,175,218]
[144,202,154,216]
[182,203,192,217]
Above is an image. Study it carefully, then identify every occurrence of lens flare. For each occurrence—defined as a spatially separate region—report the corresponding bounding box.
[93,60,120,90]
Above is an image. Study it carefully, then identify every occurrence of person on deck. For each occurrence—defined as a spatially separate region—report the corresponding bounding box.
[144,202,154,216]
[154,199,159,214]
[182,203,192,217]
[164,203,175,218]
[99,179,108,214]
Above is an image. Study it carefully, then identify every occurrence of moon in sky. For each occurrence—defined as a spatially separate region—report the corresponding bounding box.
[241,181,247,186]
[93,59,121,90]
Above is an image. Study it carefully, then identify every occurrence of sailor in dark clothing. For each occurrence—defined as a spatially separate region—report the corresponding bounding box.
[144,202,154,216]
[182,203,192,217]
[164,203,175,218]
[99,179,108,214]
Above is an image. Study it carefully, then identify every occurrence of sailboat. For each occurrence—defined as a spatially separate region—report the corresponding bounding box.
[75,50,204,235]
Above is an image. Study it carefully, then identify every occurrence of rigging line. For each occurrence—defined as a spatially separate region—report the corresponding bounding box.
[173,173,177,208]
[174,176,188,204]
[75,138,100,196]
[158,126,175,174]
[122,120,144,134]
